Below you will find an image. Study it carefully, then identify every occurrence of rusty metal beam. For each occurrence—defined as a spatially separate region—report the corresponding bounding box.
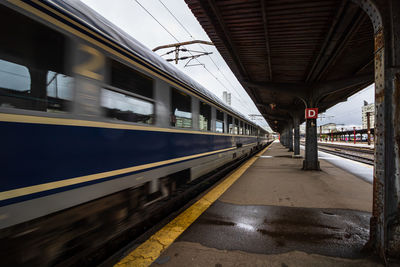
[305,0,347,82]
[256,102,298,111]
[262,114,291,121]
[354,57,374,74]
[305,2,367,82]
[315,11,368,81]
[244,81,307,95]
[260,0,272,81]
[316,74,373,97]
[247,73,372,99]
[350,0,400,258]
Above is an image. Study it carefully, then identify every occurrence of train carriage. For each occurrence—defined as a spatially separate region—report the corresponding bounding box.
[0,0,269,264]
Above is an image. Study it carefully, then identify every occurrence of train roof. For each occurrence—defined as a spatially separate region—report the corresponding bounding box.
[42,0,260,127]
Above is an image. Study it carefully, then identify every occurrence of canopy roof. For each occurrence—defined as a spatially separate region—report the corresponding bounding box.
[185,0,374,132]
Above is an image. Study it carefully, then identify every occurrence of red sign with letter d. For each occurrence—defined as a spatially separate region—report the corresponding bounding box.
[305,108,318,119]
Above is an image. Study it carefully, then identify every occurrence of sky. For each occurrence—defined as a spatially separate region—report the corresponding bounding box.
[317,84,375,129]
[80,0,374,132]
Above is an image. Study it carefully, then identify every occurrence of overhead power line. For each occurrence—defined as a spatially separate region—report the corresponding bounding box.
[133,0,228,91]
[134,0,260,123]
[157,0,257,114]
[133,0,178,42]
[157,0,194,38]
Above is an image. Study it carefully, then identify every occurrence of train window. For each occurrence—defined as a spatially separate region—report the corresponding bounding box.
[234,118,239,135]
[216,110,224,133]
[0,6,73,112]
[171,88,192,128]
[227,115,233,134]
[110,60,153,99]
[46,71,74,112]
[245,124,248,135]
[0,60,30,109]
[239,121,243,135]
[101,88,154,124]
[102,59,154,124]
[199,101,211,131]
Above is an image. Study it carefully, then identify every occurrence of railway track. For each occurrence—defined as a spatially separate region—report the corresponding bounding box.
[318,147,374,165]
[317,143,374,153]
[301,142,374,165]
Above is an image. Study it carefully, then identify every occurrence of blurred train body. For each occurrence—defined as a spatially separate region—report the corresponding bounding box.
[0,0,269,264]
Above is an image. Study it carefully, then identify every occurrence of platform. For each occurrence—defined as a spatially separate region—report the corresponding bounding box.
[117,141,381,267]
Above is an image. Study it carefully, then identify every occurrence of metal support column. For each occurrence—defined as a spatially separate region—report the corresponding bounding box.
[285,129,290,148]
[367,112,371,145]
[303,117,320,170]
[285,130,289,148]
[283,130,287,147]
[293,115,301,157]
[382,0,400,257]
[288,123,293,152]
[352,0,400,258]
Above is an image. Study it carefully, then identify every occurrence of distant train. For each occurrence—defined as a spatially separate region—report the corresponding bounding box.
[0,0,269,264]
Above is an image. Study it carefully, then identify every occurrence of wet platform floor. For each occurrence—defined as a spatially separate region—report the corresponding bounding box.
[147,142,381,266]
[177,202,370,259]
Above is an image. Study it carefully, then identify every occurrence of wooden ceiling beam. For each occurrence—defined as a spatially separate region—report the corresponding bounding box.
[260,0,272,81]
[205,0,249,79]
[305,0,347,82]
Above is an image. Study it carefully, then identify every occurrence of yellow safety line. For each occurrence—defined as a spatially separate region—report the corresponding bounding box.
[115,142,273,267]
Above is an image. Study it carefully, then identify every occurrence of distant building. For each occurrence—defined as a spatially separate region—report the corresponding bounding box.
[362,101,374,129]
[199,115,208,131]
[319,123,337,134]
[222,91,231,106]
[300,124,306,136]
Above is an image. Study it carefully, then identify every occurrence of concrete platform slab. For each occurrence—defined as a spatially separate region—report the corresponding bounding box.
[220,143,372,212]
[154,242,382,267]
[148,142,378,266]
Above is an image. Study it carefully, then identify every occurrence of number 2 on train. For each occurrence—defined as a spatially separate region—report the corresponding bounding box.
[73,44,105,81]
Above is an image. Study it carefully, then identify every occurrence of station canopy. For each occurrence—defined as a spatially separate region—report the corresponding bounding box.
[185,0,374,132]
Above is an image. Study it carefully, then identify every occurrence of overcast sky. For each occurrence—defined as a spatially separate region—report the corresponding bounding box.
[317,84,374,129]
[80,0,374,131]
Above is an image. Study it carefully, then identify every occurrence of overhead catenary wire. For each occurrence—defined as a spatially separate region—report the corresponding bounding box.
[156,0,257,115]
[133,0,177,43]
[134,0,238,102]
[134,0,269,130]
[134,0,249,112]
[157,1,252,103]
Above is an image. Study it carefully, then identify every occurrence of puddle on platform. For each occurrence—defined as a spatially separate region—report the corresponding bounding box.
[179,202,371,259]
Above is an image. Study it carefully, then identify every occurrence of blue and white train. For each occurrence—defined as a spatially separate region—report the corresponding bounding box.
[0,0,269,264]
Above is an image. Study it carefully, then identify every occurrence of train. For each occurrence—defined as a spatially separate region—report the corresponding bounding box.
[0,0,270,264]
